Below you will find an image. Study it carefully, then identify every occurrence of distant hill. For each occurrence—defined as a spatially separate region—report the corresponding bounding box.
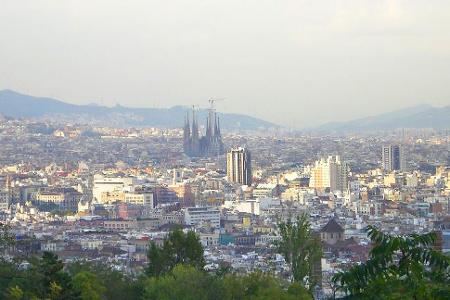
[312,104,450,132]
[0,90,276,130]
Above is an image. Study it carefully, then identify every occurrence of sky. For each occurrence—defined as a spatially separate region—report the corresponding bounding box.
[1,0,450,128]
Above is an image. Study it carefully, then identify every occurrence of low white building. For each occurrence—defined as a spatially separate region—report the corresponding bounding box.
[223,199,260,215]
[253,183,278,198]
[80,239,103,250]
[199,231,220,247]
[125,191,154,208]
[184,207,220,229]
[92,174,139,203]
[223,197,280,216]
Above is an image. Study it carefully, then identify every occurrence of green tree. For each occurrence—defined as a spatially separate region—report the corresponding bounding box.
[5,285,24,300]
[0,259,21,295]
[72,271,106,300]
[66,260,142,300]
[48,281,63,300]
[143,265,313,300]
[0,222,15,255]
[28,252,79,300]
[220,270,313,300]
[275,214,322,287]
[143,264,215,300]
[1,252,80,300]
[146,242,166,277]
[333,225,450,299]
[146,228,205,277]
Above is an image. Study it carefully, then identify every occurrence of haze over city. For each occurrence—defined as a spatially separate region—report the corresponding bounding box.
[1,1,450,300]
[1,0,450,127]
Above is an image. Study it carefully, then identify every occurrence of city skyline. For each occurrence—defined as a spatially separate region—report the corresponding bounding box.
[1,1,449,299]
[0,114,448,299]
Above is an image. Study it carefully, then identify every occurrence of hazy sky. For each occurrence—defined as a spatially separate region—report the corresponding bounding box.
[1,0,450,127]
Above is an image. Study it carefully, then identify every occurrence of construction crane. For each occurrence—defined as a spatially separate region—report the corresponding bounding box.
[208,98,225,111]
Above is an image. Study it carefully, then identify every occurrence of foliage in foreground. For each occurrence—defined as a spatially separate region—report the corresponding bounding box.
[332,225,450,299]
[275,214,322,288]
[3,222,449,299]
[143,264,312,300]
[146,227,205,277]
[0,255,312,300]
[2,251,79,300]
[0,224,311,300]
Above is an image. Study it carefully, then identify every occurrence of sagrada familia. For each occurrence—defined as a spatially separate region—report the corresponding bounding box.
[183,108,225,157]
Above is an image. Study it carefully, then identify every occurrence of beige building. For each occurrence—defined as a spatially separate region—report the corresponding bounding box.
[124,191,154,207]
[103,219,138,231]
[100,190,154,208]
[36,187,82,211]
[309,156,348,192]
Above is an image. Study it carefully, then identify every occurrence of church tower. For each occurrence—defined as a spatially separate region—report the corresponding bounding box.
[183,107,224,158]
[183,112,191,156]
[191,109,200,156]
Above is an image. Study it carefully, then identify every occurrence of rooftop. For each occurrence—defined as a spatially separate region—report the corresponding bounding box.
[320,218,344,233]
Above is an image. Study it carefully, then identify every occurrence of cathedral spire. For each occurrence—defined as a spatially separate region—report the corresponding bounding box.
[206,114,211,138]
[191,108,197,136]
[183,104,224,158]
[216,114,221,137]
[184,111,190,134]
[190,107,200,156]
[183,111,191,155]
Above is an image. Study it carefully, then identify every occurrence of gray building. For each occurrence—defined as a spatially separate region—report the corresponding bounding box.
[227,147,252,186]
[382,145,405,171]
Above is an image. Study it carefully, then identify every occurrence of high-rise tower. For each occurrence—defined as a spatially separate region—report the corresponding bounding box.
[382,145,405,171]
[309,156,348,192]
[227,147,252,186]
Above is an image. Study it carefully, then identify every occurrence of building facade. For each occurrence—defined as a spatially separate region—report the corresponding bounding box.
[382,145,405,171]
[309,156,348,192]
[0,190,10,211]
[36,187,82,211]
[92,175,138,203]
[227,147,252,186]
[184,206,220,229]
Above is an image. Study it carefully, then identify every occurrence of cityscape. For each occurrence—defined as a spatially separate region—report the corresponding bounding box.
[0,111,448,299]
[1,1,450,300]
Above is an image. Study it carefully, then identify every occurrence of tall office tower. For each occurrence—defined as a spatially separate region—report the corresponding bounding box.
[227,147,252,186]
[309,156,348,192]
[382,145,405,171]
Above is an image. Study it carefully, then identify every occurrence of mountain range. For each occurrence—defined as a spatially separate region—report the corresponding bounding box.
[312,104,450,132]
[0,90,448,131]
[0,90,276,130]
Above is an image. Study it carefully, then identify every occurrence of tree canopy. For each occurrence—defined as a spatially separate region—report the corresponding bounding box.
[275,214,322,287]
[2,222,448,299]
[333,225,450,299]
[143,264,313,300]
[146,227,205,277]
